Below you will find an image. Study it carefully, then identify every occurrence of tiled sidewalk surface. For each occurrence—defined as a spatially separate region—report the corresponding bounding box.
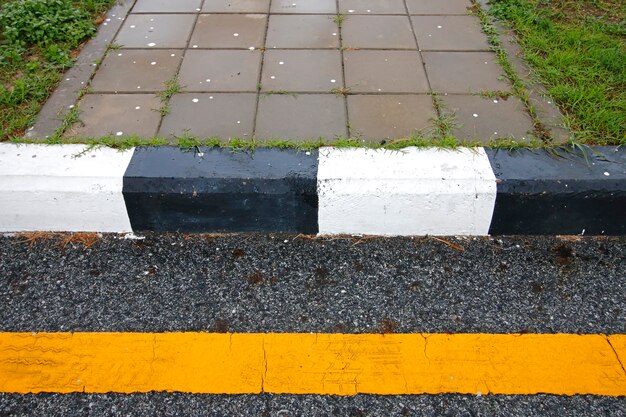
[65,0,538,143]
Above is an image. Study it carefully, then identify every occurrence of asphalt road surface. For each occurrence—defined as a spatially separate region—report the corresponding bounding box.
[0,233,624,416]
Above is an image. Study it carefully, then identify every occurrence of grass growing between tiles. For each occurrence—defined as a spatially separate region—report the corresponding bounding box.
[0,0,116,141]
[488,0,625,145]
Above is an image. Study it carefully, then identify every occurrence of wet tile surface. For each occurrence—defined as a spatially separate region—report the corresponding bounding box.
[342,15,416,49]
[344,50,429,93]
[90,49,182,92]
[159,93,256,140]
[60,1,534,142]
[266,15,339,49]
[115,14,196,48]
[348,95,436,141]
[202,0,271,13]
[441,95,534,142]
[256,95,347,141]
[70,94,161,137]
[423,52,510,93]
[261,50,343,92]
[178,50,262,92]
[132,0,202,13]
[412,16,490,51]
[339,0,407,14]
[270,0,336,14]
[406,0,472,15]
[190,14,267,48]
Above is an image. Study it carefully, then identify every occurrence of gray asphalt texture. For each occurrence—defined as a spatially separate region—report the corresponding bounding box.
[0,234,624,333]
[0,233,625,416]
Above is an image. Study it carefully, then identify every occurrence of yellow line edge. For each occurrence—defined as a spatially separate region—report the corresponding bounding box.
[1,332,625,396]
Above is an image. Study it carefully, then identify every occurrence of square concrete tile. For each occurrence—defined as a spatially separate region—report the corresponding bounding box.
[190,14,267,48]
[90,50,182,92]
[159,93,256,140]
[339,0,407,14]
[344,50,429,93]
[70,94,161,137]
[406,0,471,15]
[271,0,336,14]
[132,0,202,13]
[115,14,196,48]
[202,0,270,13]
[261,50,343,92]
[256,95,347,141]
[412,16,489,51]
[348,95,436,141]
[441,95,533,142]
[423,52,510,93]
[266,15,339,49]
[342,16,416,49]
[178,50,262,92]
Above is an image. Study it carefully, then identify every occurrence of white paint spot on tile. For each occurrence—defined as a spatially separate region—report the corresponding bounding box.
[192,45,198,48]
[130,25,136,28]
[68,105,74,109]
[332,32,337,36]
[192,98,199,103]
[270,76,276,79]
[348,9,355,13]
[473,113,478,117]
[279,61,284,65]
[233,33,239,37]
[437,25,442,29]
[237,121,241,124]
[493,99,498,103]
[330,79,336,83]
[118,53,123,56]
[147,43,156,47]
[171,53,176,57]
[151,62,157,65]
[116,132,123,136]
[249,47,255,50]
[604,172,610,176]
[209,96,214,99]
[135,106,141,110]
[206,79,211,82]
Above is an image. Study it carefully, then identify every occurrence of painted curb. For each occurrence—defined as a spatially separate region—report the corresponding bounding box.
[0,144,624,235]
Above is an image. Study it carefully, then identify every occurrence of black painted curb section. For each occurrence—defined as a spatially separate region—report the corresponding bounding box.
[486,146,626,235]
[123,147,319,233]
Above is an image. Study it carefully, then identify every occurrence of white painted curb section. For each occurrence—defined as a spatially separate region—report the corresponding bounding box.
[0,144,134,232]
[317,147,497,236]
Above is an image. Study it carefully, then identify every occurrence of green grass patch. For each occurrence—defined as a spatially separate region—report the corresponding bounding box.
[0,0,116,141]
[488,0,625,144]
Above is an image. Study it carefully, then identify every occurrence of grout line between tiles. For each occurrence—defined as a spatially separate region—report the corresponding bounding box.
[336,0,350,138]
[251,0,273,140]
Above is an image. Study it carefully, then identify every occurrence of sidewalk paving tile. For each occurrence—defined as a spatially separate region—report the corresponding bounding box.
[406,0,472,15]
[90,50,182,92]
[423,52,510,93]
[266,15,339,49]
[115,14,196,48]
[441,95,534,140]
[344,50,429,93]
[70,94,161,138]
[158,93,256,140]
[256,94,347,141]
[339,0,407,15]
[189,14,267,49]
[202,0,271,13]
[412,15,490,51]
[132,0,202,13]
[178,50,262,92]
[348,95,436,141]
[342,15,416,49]
[261,50,343,92]
[270,0,336,14]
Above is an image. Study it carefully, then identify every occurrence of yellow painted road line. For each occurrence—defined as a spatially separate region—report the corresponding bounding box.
[0,333,624,396]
